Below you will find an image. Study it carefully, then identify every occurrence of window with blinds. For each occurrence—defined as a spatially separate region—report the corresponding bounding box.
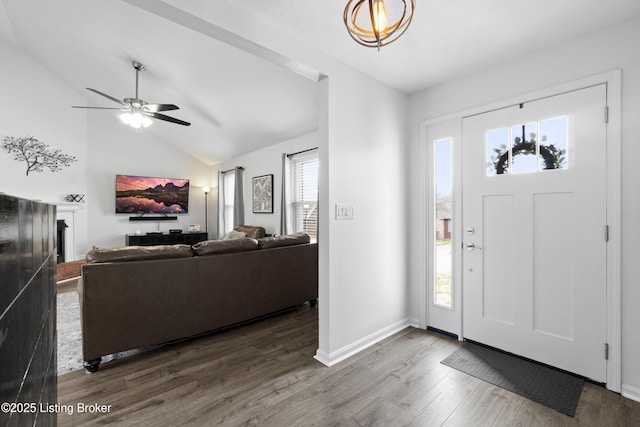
[290,149,318,242]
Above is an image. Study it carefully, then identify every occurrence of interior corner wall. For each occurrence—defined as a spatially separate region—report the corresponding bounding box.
[85,110,211,251]
[0,38,88,259]
[212,130,320,237]
[408,15,640,398]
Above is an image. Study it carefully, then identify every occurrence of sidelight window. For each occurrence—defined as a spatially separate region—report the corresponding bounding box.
[434,138,452,308]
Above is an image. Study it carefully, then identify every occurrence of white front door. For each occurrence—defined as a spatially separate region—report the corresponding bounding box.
[462,84,608,382]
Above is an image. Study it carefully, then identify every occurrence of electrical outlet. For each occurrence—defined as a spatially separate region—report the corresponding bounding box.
[335,204,354,220]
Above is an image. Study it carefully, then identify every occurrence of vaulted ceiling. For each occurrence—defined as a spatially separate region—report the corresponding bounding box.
[2,0,639,165]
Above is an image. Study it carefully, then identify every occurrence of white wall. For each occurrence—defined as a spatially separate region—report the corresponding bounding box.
[85,110,212,250]
[322,70,409,361]
[408,15,640,399]
[213,131,320,237]
[0,38,89,258]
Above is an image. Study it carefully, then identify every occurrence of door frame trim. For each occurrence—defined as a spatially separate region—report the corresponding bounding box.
[418,70,622,391]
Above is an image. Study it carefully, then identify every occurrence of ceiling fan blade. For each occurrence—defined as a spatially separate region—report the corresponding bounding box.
[86,88,125,105]
[144,104,179,112]
[71,106,124,110]
[146,112,191,126]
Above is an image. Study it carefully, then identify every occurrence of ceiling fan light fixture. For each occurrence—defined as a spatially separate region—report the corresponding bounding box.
[74,60,190,128]
[344,0,414,50]
[119,111,152,129]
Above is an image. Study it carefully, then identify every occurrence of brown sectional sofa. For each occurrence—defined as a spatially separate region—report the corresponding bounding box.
[78,232,317,372]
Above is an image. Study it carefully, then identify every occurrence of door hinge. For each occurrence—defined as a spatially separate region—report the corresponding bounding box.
[605,106,609,124]
[605,225,610,242]
[605,343,609,360]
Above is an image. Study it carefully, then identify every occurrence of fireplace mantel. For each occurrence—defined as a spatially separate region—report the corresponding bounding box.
[55,203,82,212]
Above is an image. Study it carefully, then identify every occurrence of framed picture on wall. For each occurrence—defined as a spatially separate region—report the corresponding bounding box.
[252,174,273,213]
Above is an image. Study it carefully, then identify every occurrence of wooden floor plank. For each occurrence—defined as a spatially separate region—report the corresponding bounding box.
[58,305,640,426]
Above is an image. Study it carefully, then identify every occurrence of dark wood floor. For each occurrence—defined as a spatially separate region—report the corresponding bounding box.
[58,305,640,426]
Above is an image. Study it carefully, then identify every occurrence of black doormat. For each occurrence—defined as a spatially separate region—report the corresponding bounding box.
[441,342,584,416]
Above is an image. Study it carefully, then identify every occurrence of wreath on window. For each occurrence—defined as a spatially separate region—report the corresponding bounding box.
[491,133,566,174]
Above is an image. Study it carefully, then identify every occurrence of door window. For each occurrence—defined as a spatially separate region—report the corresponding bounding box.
[487,116,568,176]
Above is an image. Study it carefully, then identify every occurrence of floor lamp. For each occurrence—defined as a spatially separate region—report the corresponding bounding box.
[203,187,210,236]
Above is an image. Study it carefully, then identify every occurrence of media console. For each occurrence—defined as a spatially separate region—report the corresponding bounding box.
[126,232,209,246]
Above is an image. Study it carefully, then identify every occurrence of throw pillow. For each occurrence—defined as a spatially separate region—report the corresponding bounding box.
[223,230,247,240]
[233,225,266,239]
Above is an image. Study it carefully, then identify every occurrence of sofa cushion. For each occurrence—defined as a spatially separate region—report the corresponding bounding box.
[192,237,258,256]
[233,225,266,239]
[257,232,310,249]
[86,244,193,264]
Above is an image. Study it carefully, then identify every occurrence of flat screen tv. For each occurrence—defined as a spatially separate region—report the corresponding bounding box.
[115,174,189,214]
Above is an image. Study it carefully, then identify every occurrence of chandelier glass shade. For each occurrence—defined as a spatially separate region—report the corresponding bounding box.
[344,0,415,49]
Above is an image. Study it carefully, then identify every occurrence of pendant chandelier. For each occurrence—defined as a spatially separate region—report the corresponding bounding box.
[344,0,415,50]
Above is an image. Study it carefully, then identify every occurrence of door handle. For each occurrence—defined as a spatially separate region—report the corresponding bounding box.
[466,242,482,251]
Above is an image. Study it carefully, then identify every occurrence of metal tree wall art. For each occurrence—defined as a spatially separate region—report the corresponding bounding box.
[1,136,77,176]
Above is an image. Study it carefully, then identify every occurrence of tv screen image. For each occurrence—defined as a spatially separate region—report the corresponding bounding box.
[116,175,190,214]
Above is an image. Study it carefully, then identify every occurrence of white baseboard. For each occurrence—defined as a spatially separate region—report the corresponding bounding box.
[313,349,331,366]
[622,383,640,403]
[313,318,411,367]
[408,317,420,328]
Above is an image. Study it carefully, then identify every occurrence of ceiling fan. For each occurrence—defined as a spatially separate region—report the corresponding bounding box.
[72,60,190,128]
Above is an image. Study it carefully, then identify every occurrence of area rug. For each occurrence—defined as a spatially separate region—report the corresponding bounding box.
[441,341,584,416]
[57,290,84,375]
[57,291,157,375]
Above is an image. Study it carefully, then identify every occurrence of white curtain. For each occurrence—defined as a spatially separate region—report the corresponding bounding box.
[280,153,291,235]
[217,167,244,239]
[233,166,244,226]
[217,170,226,239]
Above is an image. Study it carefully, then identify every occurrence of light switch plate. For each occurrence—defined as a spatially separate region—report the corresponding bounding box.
[335,204,354,220]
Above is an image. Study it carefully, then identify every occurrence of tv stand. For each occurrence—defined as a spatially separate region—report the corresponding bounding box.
[126,232,208,246]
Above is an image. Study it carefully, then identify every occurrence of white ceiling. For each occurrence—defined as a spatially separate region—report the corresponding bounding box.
[2,0,639,165]
[224,0,640,93]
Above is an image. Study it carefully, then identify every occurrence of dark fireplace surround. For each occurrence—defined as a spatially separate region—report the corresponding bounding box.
[57,219,68,263]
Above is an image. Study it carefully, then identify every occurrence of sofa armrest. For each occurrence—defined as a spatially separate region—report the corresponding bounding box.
[79,257,200,362]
